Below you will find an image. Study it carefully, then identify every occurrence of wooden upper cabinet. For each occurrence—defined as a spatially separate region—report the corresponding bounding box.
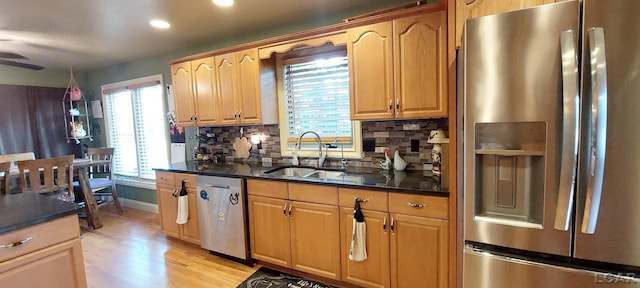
[215,52,239,124]
[455,0,560,47]
[348,9,448,120]
[171,62,195,126]
[394,11,448,119]
[216,48,266,125]
[348,22,394,120]
[192,57,220,126]
[235,48,262,124]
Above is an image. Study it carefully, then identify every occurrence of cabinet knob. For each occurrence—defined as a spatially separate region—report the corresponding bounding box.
[396,99,400,112]
[389,99,393,115]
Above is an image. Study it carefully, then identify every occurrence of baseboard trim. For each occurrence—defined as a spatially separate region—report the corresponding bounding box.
[121,198,158,213]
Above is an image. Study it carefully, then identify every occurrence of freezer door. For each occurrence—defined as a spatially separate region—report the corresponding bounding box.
[462,1,579,256]
[574,0,640,267]
[463,247,640,288]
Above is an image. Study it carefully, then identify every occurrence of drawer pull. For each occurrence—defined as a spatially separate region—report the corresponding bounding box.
[355,197,369,203]
[407,202,426,208]
[1,237,33,248]
[160,177,168,180]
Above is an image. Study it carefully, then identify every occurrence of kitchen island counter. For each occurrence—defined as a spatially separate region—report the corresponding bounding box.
[0,193,83,234]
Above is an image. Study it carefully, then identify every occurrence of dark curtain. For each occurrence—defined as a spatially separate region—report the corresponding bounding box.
[0,84,81,158]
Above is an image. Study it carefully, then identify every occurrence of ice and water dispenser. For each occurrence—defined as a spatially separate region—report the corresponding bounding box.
[473,122,546,228]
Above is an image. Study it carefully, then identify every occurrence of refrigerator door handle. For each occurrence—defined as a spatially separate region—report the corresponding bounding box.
[582,27,608,234]
[554,30,580,231]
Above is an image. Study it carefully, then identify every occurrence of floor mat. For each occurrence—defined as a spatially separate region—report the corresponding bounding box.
[237,267,336,288]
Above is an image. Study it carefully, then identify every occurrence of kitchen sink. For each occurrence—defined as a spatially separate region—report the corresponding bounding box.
[304,170,344,179]
[265,166,344,179]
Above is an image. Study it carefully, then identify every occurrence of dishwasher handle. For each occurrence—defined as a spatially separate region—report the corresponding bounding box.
[203,183,230,189]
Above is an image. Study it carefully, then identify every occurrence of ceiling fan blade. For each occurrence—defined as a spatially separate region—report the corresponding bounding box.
[0,59,44,70]
[0,52,28,59]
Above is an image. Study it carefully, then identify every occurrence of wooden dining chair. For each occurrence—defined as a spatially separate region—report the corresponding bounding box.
[74,147,122,214]
[16,155,75,200]
[0,161,10,195]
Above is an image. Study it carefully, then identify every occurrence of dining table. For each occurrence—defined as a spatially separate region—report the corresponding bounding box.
[6,158,108,230]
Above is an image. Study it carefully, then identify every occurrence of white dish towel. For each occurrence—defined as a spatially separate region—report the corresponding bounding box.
[349,199,367,261]
[176,180,189,224]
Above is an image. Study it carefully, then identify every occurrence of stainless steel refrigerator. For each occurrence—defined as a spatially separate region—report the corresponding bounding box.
[461,0,640,287]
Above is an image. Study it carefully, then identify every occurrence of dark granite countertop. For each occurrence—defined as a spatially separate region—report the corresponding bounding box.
[0,193,83,234]
[154,161,448,196]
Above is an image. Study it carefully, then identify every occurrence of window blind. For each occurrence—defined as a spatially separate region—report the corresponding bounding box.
[284,53,352,143]
[104,81,168,182]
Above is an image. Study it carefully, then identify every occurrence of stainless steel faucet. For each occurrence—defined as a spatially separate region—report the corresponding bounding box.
[334,137,347,169]
[296,131,326,167]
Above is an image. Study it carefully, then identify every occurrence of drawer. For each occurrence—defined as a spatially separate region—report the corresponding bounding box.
[247,179,288,199]
[389,193,448,219]
[175,173,197,189]
[338,188,388,211]
[289,183,338,205]
[155,171,174,186]
[0,215,79,263]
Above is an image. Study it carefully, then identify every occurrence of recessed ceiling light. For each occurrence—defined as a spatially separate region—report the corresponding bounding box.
[150,20,170,29]
[213,0,234,7]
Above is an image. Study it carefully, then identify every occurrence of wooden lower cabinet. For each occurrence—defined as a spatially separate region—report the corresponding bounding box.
[181,191,200,244]
[248,195,291,267]
[290,202,341,280]
[340,208,391,288]
[157,183,180,238]
[248,195,342,280]
[156,172,200,245]
[390,213,448,288]
[248,180,449,287]
[0,215,87,287]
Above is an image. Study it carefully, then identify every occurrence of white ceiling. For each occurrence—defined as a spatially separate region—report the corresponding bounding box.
[0,0,416,71]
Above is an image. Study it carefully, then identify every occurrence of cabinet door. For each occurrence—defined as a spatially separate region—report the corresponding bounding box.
[290,201,341,280]
[340,208,390,288]
[171,62,195,126]
[215,53,240,124]
[157,183,180,238]
[390,214,448,288]
[180,188,200,245]
[248,195,291,267]
[0,238,87,288]
[192,57,220,126]
[235,49,262,124]
[455,0,556,47]
[393,11,448,119]
[348,22,394,120]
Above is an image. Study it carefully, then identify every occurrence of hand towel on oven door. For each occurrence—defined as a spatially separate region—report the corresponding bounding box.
[196,176,246,260]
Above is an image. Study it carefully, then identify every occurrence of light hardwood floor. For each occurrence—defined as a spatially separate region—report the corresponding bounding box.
[79,204,258,288]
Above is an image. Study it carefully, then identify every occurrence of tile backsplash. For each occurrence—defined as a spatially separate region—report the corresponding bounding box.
[194,118,448,171]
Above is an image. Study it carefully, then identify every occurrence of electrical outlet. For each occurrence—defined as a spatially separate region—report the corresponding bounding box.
[411,139,420,152]
[375,147,387,153]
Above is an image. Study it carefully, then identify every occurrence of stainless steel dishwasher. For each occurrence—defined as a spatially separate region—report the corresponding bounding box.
[196,175,249,263]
